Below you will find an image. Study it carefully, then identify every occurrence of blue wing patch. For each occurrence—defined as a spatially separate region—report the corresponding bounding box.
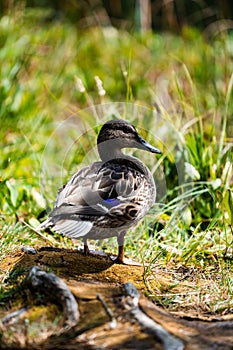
[104,198,121,207]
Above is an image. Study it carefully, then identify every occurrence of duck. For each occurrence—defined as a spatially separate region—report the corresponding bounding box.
[38,119,161,264]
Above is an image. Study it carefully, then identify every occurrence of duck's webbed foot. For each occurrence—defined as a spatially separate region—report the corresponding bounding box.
[110,233,126,264]
[112,234,142,265]
[108,232,125,263]
[113,245,125,264]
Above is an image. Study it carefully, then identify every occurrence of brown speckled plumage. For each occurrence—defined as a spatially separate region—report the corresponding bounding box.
[38,120,161,263]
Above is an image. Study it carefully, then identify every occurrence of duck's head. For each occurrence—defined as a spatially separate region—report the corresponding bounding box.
[97,119,161,161]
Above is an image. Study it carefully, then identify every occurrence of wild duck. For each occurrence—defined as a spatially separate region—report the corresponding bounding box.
[38,119,161,263]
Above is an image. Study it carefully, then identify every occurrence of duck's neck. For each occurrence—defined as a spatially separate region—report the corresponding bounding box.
[98,142,124,162]
[98,143,150,177]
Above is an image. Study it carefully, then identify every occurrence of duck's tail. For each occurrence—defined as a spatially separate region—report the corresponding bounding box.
[37,218,53,231]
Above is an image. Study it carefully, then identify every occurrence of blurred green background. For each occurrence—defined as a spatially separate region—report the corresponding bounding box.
[0,0,232,265]
[0,0,233,315]
[1,0,233,32]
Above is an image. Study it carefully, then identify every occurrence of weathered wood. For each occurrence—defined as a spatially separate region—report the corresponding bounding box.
[122,282,184,350]
[26,266,79,327]
[0,248,233,349]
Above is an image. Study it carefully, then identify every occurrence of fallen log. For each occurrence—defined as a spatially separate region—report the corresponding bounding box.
[0,248,233,349]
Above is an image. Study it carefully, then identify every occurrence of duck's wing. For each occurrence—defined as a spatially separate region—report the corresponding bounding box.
[39,161,144,238]
[54,162,102,208]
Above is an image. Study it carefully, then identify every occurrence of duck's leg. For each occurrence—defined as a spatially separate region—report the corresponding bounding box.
[83,238,90,255]
[114,232,125,264]
[113,232,142,266]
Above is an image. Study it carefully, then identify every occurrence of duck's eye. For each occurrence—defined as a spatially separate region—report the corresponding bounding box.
[122,126,136,135]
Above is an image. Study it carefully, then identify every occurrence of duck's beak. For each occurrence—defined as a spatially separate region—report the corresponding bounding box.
[136,135,162,154]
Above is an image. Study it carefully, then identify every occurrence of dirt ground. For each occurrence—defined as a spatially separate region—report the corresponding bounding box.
[0,248,233,349]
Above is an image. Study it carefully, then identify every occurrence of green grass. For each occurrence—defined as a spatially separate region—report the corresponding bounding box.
[0,8,233,315]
